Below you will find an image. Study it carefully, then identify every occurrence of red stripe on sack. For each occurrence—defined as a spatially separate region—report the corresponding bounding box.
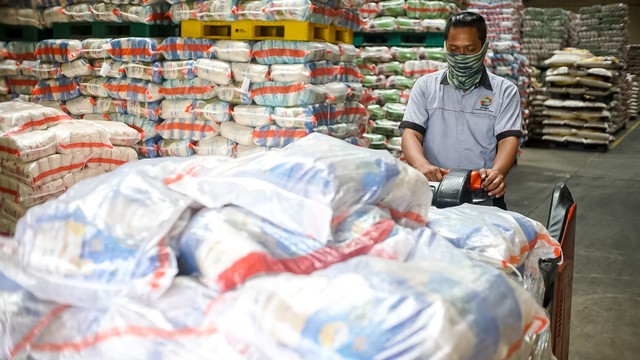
[252,49,308,60]
[310,67,337,78]
[341,66,364,79]
[86,158,127,166]
[384,206,426,225]
[159,86,212,95]
[0,186,19,197]
[405,7,451,12]
[58,142,113,150]
[9,305,71,357]
[149,11,169,21]
[30,325,219,353]
[149,237,170,290]
[32,162,85,185]
[7,78,38,87]
[108,48,154,57]
[156,122,215,132]
[103,83,149,95]
[124,123,146,139]
[14,114,71,134]
[216,219,396,291]
[250,83,307,97]
[252,129,308,139]
[163,162,201,185]
[342,107,367,116]
[11,53,37,61]
[360,8,379,14]
[0,145,20,156]
[312,6,339,17]
[35,47,76,57]
[412,69,438,75]
[157,43,213,53]
[32,83,78,95]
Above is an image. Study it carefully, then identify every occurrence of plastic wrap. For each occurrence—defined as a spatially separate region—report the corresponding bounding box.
[0,100,71,135]
[252,124,310,147]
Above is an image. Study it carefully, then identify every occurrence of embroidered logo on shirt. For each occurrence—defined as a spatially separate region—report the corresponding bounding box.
[475,95,493,112]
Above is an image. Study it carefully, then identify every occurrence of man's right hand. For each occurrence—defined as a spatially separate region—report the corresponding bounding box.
[418,164,447,182]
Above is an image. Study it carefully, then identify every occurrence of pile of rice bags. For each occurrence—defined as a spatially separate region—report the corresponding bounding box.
[578,3,629,60]
[628,44,640,77]
[356,46,447,153]
[530,48,624,144]
[0,100,138,235]
[521,8,574,67]
[358,0,458,32]
[1,41,39,100]
[0,134,560,359]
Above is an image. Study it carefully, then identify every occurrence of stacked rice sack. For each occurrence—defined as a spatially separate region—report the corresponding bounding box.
[358,0,458,32]
[0,134,559,359]
[521,8,573,67]
[627,44,640,77]
[627,74,639,119]
[41,1,172,25]
[357,46,447,153]
[0,6,47,28]
[1,42,39,101]
[578,3,629,61]
[531,48,624,145]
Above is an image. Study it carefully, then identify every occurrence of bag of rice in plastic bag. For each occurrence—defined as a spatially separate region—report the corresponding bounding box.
[121,100,162,122]
[219,120,254,146]
[117,3,171,24]
[105,77,163,102]
[194,59,233,85]
[108,38,161,63]
[232,105,273,126]
[215,40,253,62]
[336,101,367,124]
[0,59,20,76]
[35,39,83,63]
[60,59,93,78]
[252,40,326,65]
[91,120,142,146]
[158,138,196,157]
[85,146,138,171]
[216,82,252,105]
[92,59,125,78]
[156,118,221,141]
[6,41,37,62]
[336,62,364,83]
[231,62,270,83]
[315,123,360,139]
[78,76,110,98]
[252,124,310,147]
[160,78,217,100]
[119,61,164,83]
[111,113,160,140]
[90,2,121,22]
[251,82,326,107]
[60,3,94,22]
[270,61,337,84]
[162,60,197,80]
[405,0,458,20]
[0,130,57,163]
[33,78,81,102]
[195,136,237,157]
[47,120,113,157]
[272,103,335,129]
[158,37,216,61]
[0,152,85,187]
[0,99,71,135]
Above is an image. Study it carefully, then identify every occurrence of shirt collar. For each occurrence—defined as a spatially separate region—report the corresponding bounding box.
[440,69,493,91]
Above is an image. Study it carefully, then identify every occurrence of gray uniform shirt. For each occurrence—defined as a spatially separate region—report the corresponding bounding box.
[399,69,523,170]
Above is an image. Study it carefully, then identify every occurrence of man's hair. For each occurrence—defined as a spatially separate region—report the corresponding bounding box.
[445,12,487,45]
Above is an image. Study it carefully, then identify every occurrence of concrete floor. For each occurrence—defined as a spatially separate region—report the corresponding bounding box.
[507,121,640,360]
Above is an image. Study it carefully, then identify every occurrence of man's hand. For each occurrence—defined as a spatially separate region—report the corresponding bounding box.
[479,168,506,198]
[418,164,447,181]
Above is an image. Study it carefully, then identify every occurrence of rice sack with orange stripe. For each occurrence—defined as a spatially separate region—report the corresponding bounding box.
[91,60,125,78]
[195,136,237,157]
[156,118,221,141]
[134,136,162,158]
[336,62,364,83]
[215,40,253,62]
[0,174,66,208]
[161,99,231,122]
[0,130,57,163]
[1,196,30,222]
[270,61,337,84]
[81,38,111,60]
[0,78,8,96]
[250,81,326,107]
[111,113,160,140]
[33,78,81,102]
[268,0,338,24]
[252,124,310,147]
[64,96,120,116]
[158,139,196,157]
[0,152,85,187]
[91,120,142,147]
[119,62,164,83]
[168,0,237,23]
[162,60,197,80]
[271,104,336,130]
[86,146,139,172]
[118,3,171,24]
[105,78,163,102]
[405,0,459,20]
[6,41,37,62]
[252,40,326,65]
[47,121,113,160]
[7,76,39,96]
[160,78,216,100]
[426,203,562,271]
[108,38,161,63]
[236,0,272,21]
[220,121,254,146]
[315,123,360,139]
[88,3,121,22]
[1,158,196,308]
[59,3,94,22]
[194,59,233,85]
[231,62,270,83]
[60,59,93,78]
[232,105,274,127]
[0,59,20,76]
[158,37,216,61]
[334,7,365,31]
[335,101,367,124]
[216,82,251,105]
[35,40,82,63]
[0,100,71,135]
[120,100,162,122]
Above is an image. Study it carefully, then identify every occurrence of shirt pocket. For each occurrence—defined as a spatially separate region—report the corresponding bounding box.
[465,112,496,151]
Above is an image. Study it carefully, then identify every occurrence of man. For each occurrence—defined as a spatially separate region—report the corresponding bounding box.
[399,11,522,210]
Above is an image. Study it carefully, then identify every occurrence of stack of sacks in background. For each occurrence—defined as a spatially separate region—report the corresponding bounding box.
[578,3,629,61]
[0,42,9,102]
[358,46,447,154]
[358,0,459,32]
[0,134,560,359]
[0,42,39,101]
[521,8,573,68]
[629,74,639,120]
[465,0,530,140]
[525,67,547,140]
[167,0,364,32]
[622,73,638,121]
[39,1,172,25]
[0,100,139,235]
[535,49,624,145]
[627,45,640,77]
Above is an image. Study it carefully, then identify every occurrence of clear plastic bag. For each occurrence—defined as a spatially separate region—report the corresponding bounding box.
[0,99,71,135]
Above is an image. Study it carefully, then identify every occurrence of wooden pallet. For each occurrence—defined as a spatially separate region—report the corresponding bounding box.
[354,31,445,47]
[0,25,52,42]
[52,22,179,39]
[182,20,352,44]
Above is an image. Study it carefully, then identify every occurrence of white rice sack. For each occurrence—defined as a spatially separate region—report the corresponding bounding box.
[92,59,125,78]
[250,82,326,107]
[0,130,57,163]
[0,78,8,95]
[0,196,31,221]
[337,101,368,124]
[78,77,111,98]
[15,8,45,28]
[322,82,348,104]
[122,100,162,122]
[35,39,83,63]
[47,120,114,158]
[252,41,326,65]
[273,103,335,129]
[119,4,171,24]
[232,105,273,126]
[220,121,254,146]
[119,61,164,83]
[108,38,161,63]
[162,60,197,80]
[111,113,159,141]
[156,118,221,141]
[236,0,270,20]
[0,152,85,186]
[33,78,81,102]
[160,99,197,120]
[60,59,93,78]
[61,4,94,22]
[160,78,217,100]
[168,0,237,22]
[42,7,68,27]
[339,43,358,62]
[193,98,232,123]
[6,41,37,62]
[216,82,251,105]
[231,62,270,83]
[86,146,139,171]
[0,100,71,135]
[270,61,337,84]
[60,167,107,190]
[215,40,253,63]
[195,136,237,157]
[0,59,20,76]
[252,124,310,147]
[0,174,65,208]
[158,139,196,157]
[323,43,341,63]
[90,2,121,22]
[157,37,216,61]
[33,99,67,113]
[105,78,163,102]
[315,123,360,139]
[194,59,233,85]
[91,120,142,146]
[65,96,121,116]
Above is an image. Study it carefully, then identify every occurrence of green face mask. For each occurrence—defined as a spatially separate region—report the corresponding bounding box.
[445,41,488,91]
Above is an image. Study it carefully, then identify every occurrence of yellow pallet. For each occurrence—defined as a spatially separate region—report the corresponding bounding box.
[182,20,353,44]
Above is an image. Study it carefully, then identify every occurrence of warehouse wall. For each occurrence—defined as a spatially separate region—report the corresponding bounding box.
[524,0,640,44]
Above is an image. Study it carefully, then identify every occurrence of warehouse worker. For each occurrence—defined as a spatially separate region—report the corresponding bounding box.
[399,11,522,210]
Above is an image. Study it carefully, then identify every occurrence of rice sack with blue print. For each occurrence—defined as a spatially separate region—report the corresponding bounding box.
[35,40,82,63]
[158,37,216,61]
[108,38,161,63]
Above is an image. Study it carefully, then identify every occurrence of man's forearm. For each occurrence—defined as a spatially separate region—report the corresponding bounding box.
[401,130,431,171]
[493,137,519,176]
